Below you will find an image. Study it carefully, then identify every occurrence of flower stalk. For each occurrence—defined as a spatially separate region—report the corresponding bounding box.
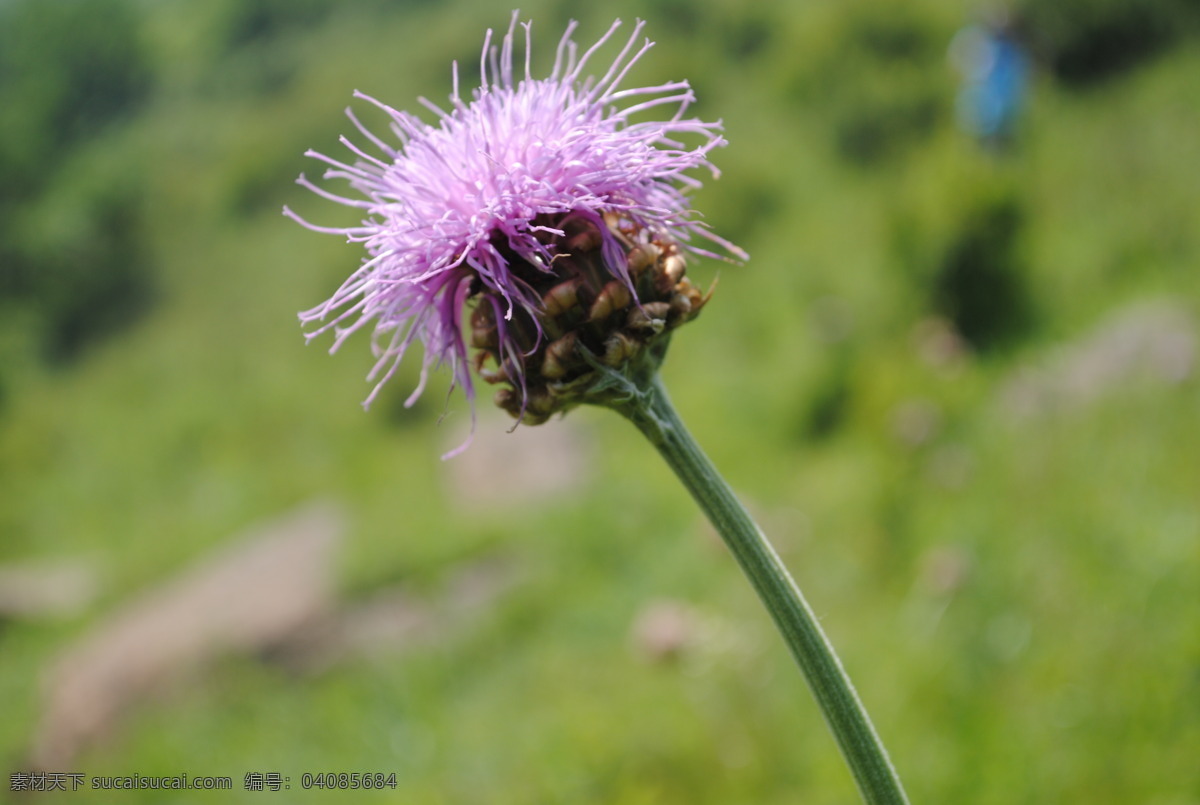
[609,374,910,805]
[289,14,909,801]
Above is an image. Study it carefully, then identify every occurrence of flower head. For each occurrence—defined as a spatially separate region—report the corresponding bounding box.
[287,13,743,452]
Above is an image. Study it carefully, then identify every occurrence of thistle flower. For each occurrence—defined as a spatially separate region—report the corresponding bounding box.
[287,18,910,799]
[286,13,744,451]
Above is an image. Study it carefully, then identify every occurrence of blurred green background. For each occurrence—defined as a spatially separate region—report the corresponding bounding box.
[1,0,1197,802]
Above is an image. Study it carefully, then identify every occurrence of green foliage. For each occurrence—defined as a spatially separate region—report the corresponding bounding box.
[930,188,1031,351]
[10,184,154,364]
[1017,0,1200,85]
[789,3,952,165]
[214,0,335,51]
[0,0,150,194]
[0,0,155,373]
[892,168,1034,352]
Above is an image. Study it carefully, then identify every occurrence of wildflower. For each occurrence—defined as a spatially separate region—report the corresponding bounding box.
[286,13,743,450]
[286,19,910,800]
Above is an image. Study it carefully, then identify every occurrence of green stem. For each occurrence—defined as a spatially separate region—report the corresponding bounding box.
[611,373,909,805]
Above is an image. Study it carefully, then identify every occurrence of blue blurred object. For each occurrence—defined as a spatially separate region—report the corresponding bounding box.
[950,17,1030,147]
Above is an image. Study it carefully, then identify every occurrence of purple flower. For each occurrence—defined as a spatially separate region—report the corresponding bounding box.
[287,13,743,449]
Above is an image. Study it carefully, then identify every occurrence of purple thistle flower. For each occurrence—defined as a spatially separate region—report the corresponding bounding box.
[286,13,743,452]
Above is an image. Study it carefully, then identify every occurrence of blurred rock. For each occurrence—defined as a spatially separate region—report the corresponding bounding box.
[917,544,973,596]
[1001,300,1195,419]
[28,501,344,770]
[891,397,942,447]
[0,560,98,620]
[912,316,970,374]
[630,599,763,673]
[274,555,524,674]
[631,599,699,663]
[442,411,594,509]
